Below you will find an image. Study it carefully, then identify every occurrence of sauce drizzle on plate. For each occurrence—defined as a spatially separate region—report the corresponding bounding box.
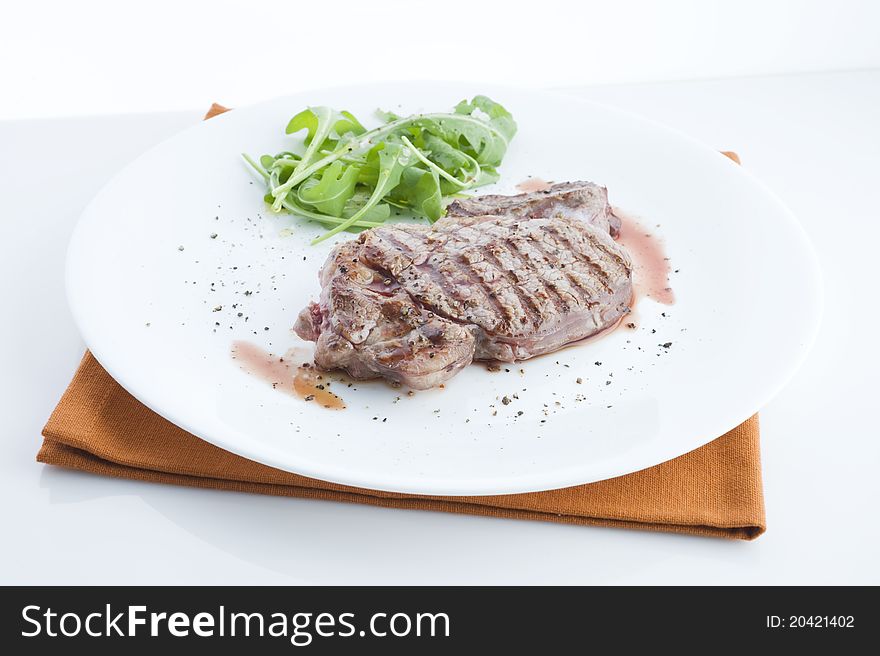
[515,177,552,193]
[613,207,675,306]
[231,341,346,409]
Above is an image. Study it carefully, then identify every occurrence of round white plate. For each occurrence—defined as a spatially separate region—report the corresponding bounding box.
[67,82,821,495]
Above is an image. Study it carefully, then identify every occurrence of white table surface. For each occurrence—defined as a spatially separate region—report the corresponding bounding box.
[2,70,877,585]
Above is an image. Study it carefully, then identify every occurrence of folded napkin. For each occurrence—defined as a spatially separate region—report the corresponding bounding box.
[36,105,765,540]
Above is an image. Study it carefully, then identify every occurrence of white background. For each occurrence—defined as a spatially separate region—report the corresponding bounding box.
[2,0,879,119]
[1,2,879,584]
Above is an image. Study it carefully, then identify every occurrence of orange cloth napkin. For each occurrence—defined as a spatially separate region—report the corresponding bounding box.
[36,105,765,540]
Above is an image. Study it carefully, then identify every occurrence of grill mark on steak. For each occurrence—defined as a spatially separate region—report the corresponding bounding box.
[360,232,414,278]
[504,237,569,314]
[543,224,616,296]
[504,220,605,307]
[539,227,615,300]
[361,234,477,339]
[427,255,493,327]
[482,240,548,329]
[466,245,535,330]
[512,237,572,314]
[541,250,605,308]
[381,226,426,258]
[439,224,535,332]
[560,220,631,275]
[460,246,532,332]
[377,229,505,333]
[519,231,598,309]
[380,232,467,319]
[371,230,415,266]
[448,252,513,330]
[477,223,568,320]
[505,235,581,312]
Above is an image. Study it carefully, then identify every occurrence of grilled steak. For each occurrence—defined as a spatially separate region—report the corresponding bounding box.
[446,180,622,237]
[294,184,633,389]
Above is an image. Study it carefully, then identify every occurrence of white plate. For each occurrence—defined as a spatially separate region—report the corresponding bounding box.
[66,82,822,495]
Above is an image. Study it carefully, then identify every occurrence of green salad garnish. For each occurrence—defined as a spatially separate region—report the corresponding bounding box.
[243,96,516,245]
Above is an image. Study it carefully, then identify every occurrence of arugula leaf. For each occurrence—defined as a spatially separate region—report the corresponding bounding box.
[470,164,500,188]
[342,190,391,223]
[286,107,335,170]
[334,110,366,139]
[311,142,413,245]
[417,133,478,185]
[286,108,365,146]
[389,166,443,221]
[412,98,516,166]
[297,160,361,217]
[455,95,517,144]
[274,107,366,210]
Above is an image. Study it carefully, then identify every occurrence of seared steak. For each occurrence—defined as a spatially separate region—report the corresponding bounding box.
[446,181,622,237]
[295,189,633,389]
